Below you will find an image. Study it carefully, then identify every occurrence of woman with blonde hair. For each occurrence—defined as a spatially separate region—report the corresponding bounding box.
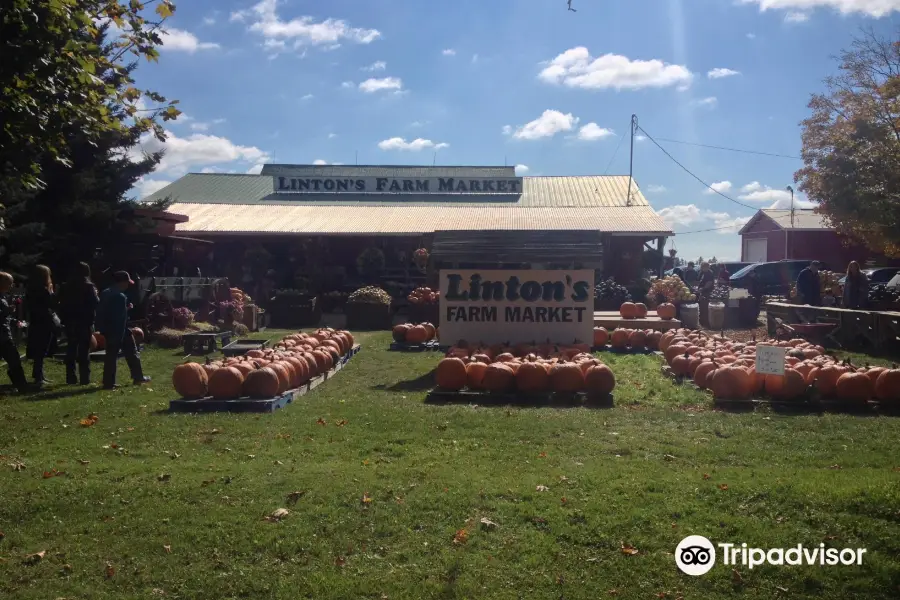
[25,264,59,386]
[842,261,868,310]
[0,271,28,391]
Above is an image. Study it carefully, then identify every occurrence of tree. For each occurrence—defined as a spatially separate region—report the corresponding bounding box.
[0,0,179,190]
[795,28,900,257]
[0,22,173,276]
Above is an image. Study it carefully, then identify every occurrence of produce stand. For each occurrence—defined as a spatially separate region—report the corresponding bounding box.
[592,311,681,331]
[182,331,232,355]
[221,338,270,357]
[169,345,361,413]
[346,302,392,331]
[765,302,900,352]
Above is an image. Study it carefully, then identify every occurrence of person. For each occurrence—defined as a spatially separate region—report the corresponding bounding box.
[796,261,822,306]
[25,264,59,386]
[683,262,698,287]
[746,269,763,299]
[0,272,28,392]
[671,266,684,281]
[842,261,868,310]
[697,261,716,297]
[97,271,149,390]
[718,264,731,284]
[59,262,99,385]
[258,269,277,328]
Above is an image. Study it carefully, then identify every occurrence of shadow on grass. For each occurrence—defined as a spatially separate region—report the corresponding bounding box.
[424,390,615,410]
[713,399,892,418]
[375,371,436,392]
[18,386,102,401]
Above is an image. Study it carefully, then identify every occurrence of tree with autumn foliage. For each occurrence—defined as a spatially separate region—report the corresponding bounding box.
[795,28,900,258]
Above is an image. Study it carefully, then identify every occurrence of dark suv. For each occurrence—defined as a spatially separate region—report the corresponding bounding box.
[729,260,827,297]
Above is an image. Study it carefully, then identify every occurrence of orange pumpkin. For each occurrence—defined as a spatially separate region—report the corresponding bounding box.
[208,367,245,400]
[466,361,488,390]
[657,303,677,320]
[172,363,208,399]
[634,303,648,318]
[406,325,430,344]
[550,363,584,393]
[671,353,691,377]
[482,363,515,393]
[809,364,849,397]
[584,364,616,395]
[693,361,719,389]
[619,302,638,319]
[645,331,663,350]
[764,368,807,400]
[593,327,609,347]
[835,371,875,403]
[516,361,550,393]
[629,330,647,350]
[875,368,900,403]
[610,329,630,349]
[243,367,280,399]
[268,362,292,394]
[421,322,437,340]
[93,332,106,351]
[708,365,752,400]
[436,357,468,390]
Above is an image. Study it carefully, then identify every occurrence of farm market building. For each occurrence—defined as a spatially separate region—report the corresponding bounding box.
[141,165,672,289]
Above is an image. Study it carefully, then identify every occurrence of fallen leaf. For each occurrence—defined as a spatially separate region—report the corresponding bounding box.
[823,535,837,541]
[538,452,547,458]
[395,496,404,504]
[286,490,306,505]
[536,485,550,492]
[105,562,115,578]
[621,543,639,556]
[157,473,171,482]
[561,497,568,504]
[163,545,171,554]
[719,484,729,491]
[334,556,346,567]
[274,460,283,466]
[0,531,4,540]
[126,427,135,432]
[79,418,96,427]
[317,418,327,426]
[24,550,46,565]
[170,452,180,460]
[731,568,743,583]
[200,479,216,487]
[664,454,676,461]
[702,473,710,480]
[264,508,290,522]
[453,528,468,545]
[829,464,842,470]
[42,469,65,478]
[480,517,499,530]
[9,461,26,471]
[336,419,347,427]
[776,586,789,593]
[361,493,372,504]
[78,459,90,465]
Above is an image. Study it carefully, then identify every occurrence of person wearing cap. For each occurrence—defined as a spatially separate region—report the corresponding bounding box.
[59,261,99,385]
[97,271,149,389]
[796,261,822,306]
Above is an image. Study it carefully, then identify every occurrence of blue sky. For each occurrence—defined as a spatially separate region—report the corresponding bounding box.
[129,0,900,262]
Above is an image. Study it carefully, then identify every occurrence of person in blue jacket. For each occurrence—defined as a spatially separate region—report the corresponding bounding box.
[97,271,150,389]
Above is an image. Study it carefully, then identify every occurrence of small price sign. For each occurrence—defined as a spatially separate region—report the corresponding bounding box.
[755,344,786,376]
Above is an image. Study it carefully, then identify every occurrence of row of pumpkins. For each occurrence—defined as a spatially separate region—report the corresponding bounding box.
[619,302,678,321]
[392,322,438,344]
[594,326,662,350]
[171,328,355,400]
[435,342,616,396]
[660,329,900,403]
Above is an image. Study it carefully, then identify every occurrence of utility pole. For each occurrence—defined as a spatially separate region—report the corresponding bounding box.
[786,185,794,260]
[626,114,637,207]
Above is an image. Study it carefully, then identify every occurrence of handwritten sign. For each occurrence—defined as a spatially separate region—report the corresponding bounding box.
[755,345,786,376]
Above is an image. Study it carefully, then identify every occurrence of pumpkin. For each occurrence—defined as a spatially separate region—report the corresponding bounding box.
[130,327,144,344]
[516,361,550,393]
[658,331,677,352]
[208,367,245,400]
[495,352,516,363]
[284,356,308,385]
[300,352,320,377]
[201,358,220,377]
[835,371,875,403]
[550,363,584,393]
[311,350,332,373]
[619,302,638,319]
[482,363,515,393]
[243,367,280,399]
[693,361,718,389]
[268,362,292,394]
[435,357,468,390]
[645,331,663,350]
[657,303,677,320]
[610,329,630,349]
[93,332,106,351]
[421,322,437,340]
[671,353,691,377]
[406,325,430,344]
[863,366,887,387]
[232,361,256,377]
[875,368,900,402]
[664,343,689,364]
[634,303,648,318]
[809,363,849,396]
[172,362,208,399]
[708,365,752,400]
[392,324,410,342]
[246,349,265,359]
[584,364,616,395]
[466,361,488,390]
[593,327,609,347]
[764,368,807,400]
[629,330,647,350]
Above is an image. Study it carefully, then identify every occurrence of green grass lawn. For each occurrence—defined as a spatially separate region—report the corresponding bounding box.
[1,330,899,599]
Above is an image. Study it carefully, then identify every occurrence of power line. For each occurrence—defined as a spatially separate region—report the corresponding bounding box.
[637,125,761,211]
[603,130,626,175]
[673,212,800,235]
[651,137,802,160]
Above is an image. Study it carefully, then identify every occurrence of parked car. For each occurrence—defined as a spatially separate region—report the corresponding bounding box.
[729,260,828,297]
[838,267,900,287]
[716,262,755,278]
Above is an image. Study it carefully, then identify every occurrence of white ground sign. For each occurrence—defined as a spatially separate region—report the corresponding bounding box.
[438,269,594,345]
[755,344,786,376]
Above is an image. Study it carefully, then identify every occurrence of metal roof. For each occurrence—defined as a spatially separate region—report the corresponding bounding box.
[169,203,671,236]
[143,173,650,208]
[260,164,516,178]
[738,209,829,234]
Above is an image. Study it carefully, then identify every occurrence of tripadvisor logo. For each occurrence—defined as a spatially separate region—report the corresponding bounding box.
[675,536,867,576]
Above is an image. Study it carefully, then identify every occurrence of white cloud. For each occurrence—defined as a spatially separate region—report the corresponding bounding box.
[160,28,220,52]
[359,77,403,93]
[312,159,328,165]
[577,122,615,141]
[134,178,173,200]
[472,54,479,63]
[707,68,740,79]
[202,16,217,26]
[246,163,265,174]
[442,48,456,56]
[190,122,210,131]
[501,125,513,135]
[739,0,900,18]
[377,137,449,151]
[737,181,809,206]
[784,11,810,21]
[691,96,718,109]
[341,81,355,88]
[659,204,703,227]
[635,135,646,142]
[188,118,226,132]
[538,47,693,91]
[328,133,337,139]
[509,109,579,140]
[646,184,667,193]
[747,32,757,39]
[301,93,314,100]
[362,60,386,71]
[514,164,529,175]
[212,118,226,124]
[232,0,381,47]
[410,120,429,128]
[708,211,752,234]
[199,167,238,174]
[131,130,270,175]
[704,181,733,195]
[658,204,752,233]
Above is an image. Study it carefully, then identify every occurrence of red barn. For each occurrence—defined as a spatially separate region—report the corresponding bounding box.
[738,209,899,269]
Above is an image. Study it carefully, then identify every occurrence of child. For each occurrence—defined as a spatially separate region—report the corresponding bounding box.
[97,271,150,390]
[59,262,99,384]
[0,272,28,392]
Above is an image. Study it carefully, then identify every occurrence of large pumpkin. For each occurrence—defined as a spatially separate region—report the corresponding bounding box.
[584,364,615,395]
[835,371,875,403]
[809,364,849,396]
[634,303,648,318]
[93,332,106,351]
[421,322,437,340]
[764,368,807,400]
[593,327,609,347]
[436,357,468,391]
[284,356,309,386]
[406,325,430,344]
[875,368,900,403]
[516,361,550,393]
[243,367,280,399]
[268,362,292,393]
[645,331,663,350]
[208,367,245,400]
[671,353,691,377]
[708,365,752,400]
[610,329,630,349]
[466,361,488,390]
[657,303,677,320]
[619,302,638,319]
[482,363,515,393]
[550,363,584,393]
[693,361,718,389]
[172,363,208,399]
[629,330,647,350]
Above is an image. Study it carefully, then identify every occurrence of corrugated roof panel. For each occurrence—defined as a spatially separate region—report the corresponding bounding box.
[260,164,516,178]
[761,209,828,230]
[169,203,672,235]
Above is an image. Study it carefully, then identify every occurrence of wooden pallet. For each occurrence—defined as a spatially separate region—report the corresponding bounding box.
[169,344,361,413]
[221,338,270,357]
[425,387,613,408]
[389,340,441,352]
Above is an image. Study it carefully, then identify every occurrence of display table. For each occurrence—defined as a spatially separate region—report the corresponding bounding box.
[593,311,682,331]
[765,301,900,351]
